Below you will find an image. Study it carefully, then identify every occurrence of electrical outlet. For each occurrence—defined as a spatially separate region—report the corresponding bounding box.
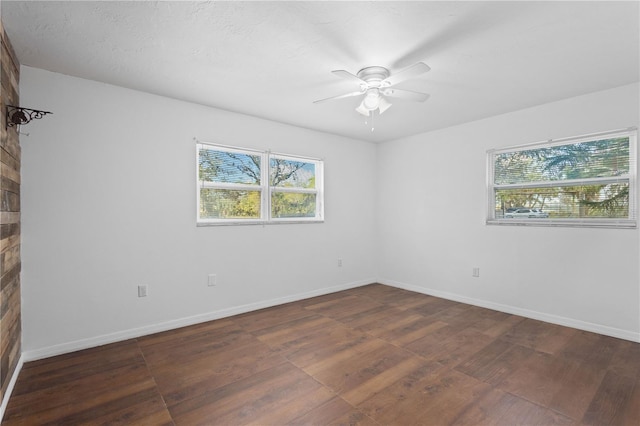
[138,284,148,297]
[337,259,343,267]
[208,274,217,287]
[472,267,480,278]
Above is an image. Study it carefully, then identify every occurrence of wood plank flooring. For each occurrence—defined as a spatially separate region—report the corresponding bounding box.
[3,284,640,425]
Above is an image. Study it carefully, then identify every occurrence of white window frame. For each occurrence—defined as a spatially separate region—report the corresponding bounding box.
[486,128,637,229]
[196,142,324,225]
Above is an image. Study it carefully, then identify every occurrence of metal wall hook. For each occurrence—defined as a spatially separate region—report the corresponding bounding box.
[5,105,52,129]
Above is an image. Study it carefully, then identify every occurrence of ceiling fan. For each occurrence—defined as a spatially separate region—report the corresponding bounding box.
[313,62,431,116]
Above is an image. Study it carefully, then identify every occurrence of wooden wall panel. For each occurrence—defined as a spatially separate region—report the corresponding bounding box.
[0,20,21,404]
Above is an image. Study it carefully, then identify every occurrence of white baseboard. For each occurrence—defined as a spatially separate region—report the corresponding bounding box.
[23,278,375,362]
[379,278,640,343]
[0,353,24,423]
[22,277,638,364]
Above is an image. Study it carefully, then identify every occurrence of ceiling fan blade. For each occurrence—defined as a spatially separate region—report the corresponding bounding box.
[313,91,364,104]
[381,88,430,102]
[381,62,431,87]
[332,69,367,86]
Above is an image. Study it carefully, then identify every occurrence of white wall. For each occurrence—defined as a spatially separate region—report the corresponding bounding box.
[19,67,378,358]
[19,67,640,358]
[378,83,640,342]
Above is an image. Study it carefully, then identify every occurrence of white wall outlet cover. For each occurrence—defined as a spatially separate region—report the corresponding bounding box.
[208,274,217,286]
[138,285,148,297]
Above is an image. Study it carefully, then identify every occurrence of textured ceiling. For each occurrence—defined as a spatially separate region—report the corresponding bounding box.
[2,1,639,143]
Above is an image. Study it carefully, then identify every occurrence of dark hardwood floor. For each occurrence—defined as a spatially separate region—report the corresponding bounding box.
[4,284,640,425]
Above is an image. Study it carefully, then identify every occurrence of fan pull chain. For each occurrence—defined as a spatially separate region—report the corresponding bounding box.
[364,111,375,132]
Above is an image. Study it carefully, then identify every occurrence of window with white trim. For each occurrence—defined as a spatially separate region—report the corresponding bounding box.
[487,129,637,228]
[197,143,324,225]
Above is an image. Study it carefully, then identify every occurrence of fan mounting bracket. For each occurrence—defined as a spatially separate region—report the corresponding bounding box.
[356,66,390,87]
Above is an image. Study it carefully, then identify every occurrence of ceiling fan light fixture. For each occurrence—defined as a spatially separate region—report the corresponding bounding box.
[362,88,380,110]
[378,97,392,114]
[355,102,370,116]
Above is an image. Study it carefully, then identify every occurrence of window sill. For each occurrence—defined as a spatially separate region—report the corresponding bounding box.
[486,218,637,229]
[197,219,324,227]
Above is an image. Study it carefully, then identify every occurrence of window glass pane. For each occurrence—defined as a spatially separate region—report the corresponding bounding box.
[495,183,629,219]
[270,158,316,188]
[271,192,317,218]
[199,148,261,185]
[495,137,629,185]
[200,188,261,219]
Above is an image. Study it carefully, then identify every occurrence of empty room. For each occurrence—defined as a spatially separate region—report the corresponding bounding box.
[1,1,639,424]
